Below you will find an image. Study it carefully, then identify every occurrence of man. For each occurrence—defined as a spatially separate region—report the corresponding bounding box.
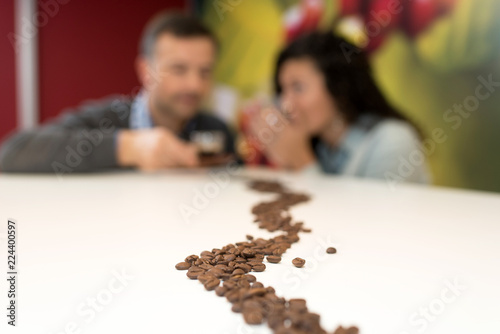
[0,12,235,173]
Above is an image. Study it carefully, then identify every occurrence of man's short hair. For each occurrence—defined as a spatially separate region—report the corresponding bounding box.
[139,11,218,59]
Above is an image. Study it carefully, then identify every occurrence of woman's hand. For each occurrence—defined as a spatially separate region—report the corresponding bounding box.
[248,105,316,170]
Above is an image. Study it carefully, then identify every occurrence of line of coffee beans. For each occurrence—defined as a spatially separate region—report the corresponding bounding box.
[175,179,358,334]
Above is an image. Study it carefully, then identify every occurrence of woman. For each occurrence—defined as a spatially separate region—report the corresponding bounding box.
[248,32,430,184]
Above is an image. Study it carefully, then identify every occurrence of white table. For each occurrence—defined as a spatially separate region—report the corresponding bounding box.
[0,168,499,334]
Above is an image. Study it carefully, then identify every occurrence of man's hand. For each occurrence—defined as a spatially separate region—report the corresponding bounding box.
[117,128,199,171]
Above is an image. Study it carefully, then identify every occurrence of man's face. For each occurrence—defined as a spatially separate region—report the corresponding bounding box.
[141,33,216,121]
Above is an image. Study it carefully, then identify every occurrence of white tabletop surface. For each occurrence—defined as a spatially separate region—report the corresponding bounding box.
[0,168,499,334]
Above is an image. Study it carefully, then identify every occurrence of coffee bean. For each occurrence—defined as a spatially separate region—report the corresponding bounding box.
[214,264,230,272]
[220,273,231,281]
[235,257,247,264]
[272,249,283,256]
[235,263,252,273]
[223,280,236,290]
[327,247,337,254]
[346,327,360,334]
[334,326,360,334]
[237,279,251,289]
[198,263,213,271]
[186,267,204,280]
[197,273,215,284]
[266,255,282,264]
[215,285,228,297]
[231,268,245,276]
[288,298,307,313]
[204,277,221,291]
[225,289,241,303]
[246,274,257,283]
[243,309,264,325]
[267,314,286,329]
[246,259,261,266]
[208,268,225,278]
[242,248,256,258]
[231,302,243,313]
[175,262,191,270]
[185,255,199,263]
[200,250,214,258]
[243,287,268,299]
[248,180,287,194]
[251,263,266,272]
[292,257,306,268]
[224,254,236,262]
[242,299,261,310]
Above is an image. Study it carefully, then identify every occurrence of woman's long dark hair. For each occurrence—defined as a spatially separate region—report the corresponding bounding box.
[274,31,417,130]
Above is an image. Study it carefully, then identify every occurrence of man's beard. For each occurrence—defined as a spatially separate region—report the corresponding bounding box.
[154,93,202,121]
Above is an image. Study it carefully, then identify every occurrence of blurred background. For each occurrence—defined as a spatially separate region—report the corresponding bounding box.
[1,0,499,192]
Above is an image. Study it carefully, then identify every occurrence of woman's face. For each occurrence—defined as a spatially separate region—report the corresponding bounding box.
[278,58,340,135]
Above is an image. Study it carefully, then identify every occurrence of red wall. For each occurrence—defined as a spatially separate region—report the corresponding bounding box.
[0,0,17,143]
[38,0,186,122]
